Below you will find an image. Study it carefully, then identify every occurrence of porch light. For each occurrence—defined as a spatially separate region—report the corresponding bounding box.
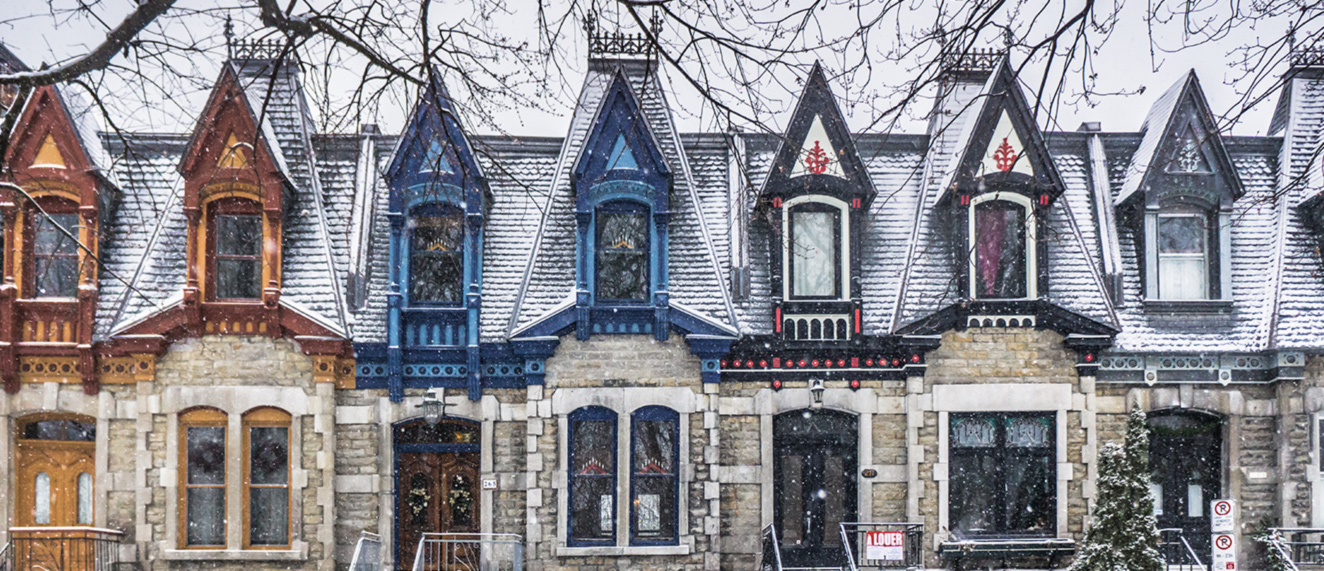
[419,387,447,425]
[810,378,825,406]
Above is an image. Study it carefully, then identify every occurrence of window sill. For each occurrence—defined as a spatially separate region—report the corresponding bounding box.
[556,544,690,557]
[938,537,1074,559]
[1143,299,1234,314]
[161,548,306,561]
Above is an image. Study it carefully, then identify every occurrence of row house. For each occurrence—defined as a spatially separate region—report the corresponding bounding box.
[4,27,1324,571]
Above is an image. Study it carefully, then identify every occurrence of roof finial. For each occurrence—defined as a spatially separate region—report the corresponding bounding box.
[224,15,234,59]
[1003,27,1014,50]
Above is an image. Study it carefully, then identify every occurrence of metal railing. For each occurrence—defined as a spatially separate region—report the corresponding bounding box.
[411,533,522,571]
[4,527,122,571]
[839,523,924,571]
[760,525,785,571]
[1269,528,1324,569]
[349,531,382,571]
[1158,528,1207,570]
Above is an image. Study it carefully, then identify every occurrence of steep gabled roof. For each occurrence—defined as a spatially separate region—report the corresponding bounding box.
[384,71,487,197]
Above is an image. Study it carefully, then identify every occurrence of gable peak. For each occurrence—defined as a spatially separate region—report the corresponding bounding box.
[31,133,66,169]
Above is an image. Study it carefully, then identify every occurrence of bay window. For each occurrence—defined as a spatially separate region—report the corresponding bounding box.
[180,408,226,548]
[1157,209,1209,300]
[409,213,464,304]
[949,413,1054,537]
[569,406,616,545]
[595,203,648,302]
[787,204,841,299]
[630,407,678,545]
[970,196,1032,299]
[32,211,79,298]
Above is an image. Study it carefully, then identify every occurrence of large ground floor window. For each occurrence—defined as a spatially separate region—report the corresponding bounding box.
[949,413,1055,537]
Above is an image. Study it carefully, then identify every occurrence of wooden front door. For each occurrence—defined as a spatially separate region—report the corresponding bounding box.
[397,451,480,570]
[15,417,96,527]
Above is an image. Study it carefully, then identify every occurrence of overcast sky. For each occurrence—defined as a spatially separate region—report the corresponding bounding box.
[0,0,1302,139]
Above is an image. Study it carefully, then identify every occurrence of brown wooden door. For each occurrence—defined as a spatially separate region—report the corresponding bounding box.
[15,440,95,527]
[398,452,479,570]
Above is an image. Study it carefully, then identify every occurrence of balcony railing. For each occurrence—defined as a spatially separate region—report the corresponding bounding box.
[1268,528,1324,570]
[4,527,122,571]
[411,533,522,571]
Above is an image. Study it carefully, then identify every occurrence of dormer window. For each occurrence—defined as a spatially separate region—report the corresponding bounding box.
[595,202,649,303]
[31,209,80,298]
[784,198,845,300]
[969,193,1035,300]
[208,199,262,300]
[1156,208,1210,300]
[409,212,464,304]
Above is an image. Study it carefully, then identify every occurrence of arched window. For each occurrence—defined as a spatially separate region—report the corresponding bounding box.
[785,200,843,300]
[179,407,226,548]
[569,406,617,545]
[243,407,291,548]
[595,201,649,302]
[208,198,262,300]
[630,406,678,545]
[1156,206,1211,300]
[408,209,465,304]
[970,194,1034,300]
[29,203,80,298]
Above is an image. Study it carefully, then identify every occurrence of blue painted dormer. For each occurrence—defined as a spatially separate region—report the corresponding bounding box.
[381,73,490,401]
[571,71,673,341]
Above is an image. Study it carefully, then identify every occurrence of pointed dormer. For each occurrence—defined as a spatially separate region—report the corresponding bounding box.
[1120,71,1242,307]
[570,69,673,340]
[381,72,489,401]
[1,79,120,392]
[934,57,1064,302]
[758,63,874,342]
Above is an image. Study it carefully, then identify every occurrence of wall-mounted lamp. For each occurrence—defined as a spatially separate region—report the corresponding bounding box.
[419,387,447,425]
[810,379,825,407]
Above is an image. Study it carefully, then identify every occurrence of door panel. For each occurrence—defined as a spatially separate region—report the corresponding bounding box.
[15,441,95,527]
[397,452,481,571]
[774,410,857,568]
[1150,413,1221,557]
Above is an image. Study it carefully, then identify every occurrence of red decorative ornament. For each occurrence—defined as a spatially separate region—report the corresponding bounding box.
[892,358,901,367]
[994,137,1018,172]
[759,360,768,368]
[1085,353,1095,362]
[911,354,921,363]
[772,379,783,391]
[798,359,807,367]
[720,360,727,368]
[850,380,861,391]
[803,141,830,174]
[865,359,874,367]
[837,359,846,368]
[811,360,820,367]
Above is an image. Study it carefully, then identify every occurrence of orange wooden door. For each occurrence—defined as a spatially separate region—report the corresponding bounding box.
[15,439,96,526]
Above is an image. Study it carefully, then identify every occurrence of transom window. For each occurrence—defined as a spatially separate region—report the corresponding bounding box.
[32,211,79,298]
[569,406,616,546]
[971,197,1032,299]
[409,213,464,304]
[787,203,842,299]
[949,413,1054,537]
[630,407,678,545]
[595,203,649,302]
[209,199,262,300]
[1157,209,1209,300]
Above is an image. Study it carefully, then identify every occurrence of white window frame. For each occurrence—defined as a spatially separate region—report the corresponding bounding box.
[781,195,849,302]
[967,192,1038,300]
[1155,209,1210,301]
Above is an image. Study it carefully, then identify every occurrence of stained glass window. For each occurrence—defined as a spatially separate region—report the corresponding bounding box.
[788,206,841,299]
[570,407,616,545]
[215,213,262,299]
[949,413,1054,537]
[1157,210,1208,300]
[246,411,290,547]
[410,215,464,303]
[631,407,678,544]
[973,200,1028,299]
[596,206,648,302]
[33,212,79,298]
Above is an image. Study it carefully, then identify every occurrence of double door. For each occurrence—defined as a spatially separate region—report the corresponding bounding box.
[1150,413,1222,558]
[15,440,95,527]
[773,410,858,568]
[397,452,480,570]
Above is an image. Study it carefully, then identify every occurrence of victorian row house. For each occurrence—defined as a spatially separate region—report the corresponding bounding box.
[3,24,1324,571]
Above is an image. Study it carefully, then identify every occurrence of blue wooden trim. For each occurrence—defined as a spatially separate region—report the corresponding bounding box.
[629,406,680,546]
[395,443,481,453]
[568,406,618,547]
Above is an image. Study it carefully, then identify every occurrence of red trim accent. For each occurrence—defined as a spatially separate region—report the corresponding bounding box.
[849,379,861,390]
[851,198,861,209]
[854,308,861,333]
[771,379,782,390]
[772,197,782,208]
[775,307,782,332]
[772,358,781,368]
[851,357,859,368]
[960,195,970,206]
[1039,194,1050,206]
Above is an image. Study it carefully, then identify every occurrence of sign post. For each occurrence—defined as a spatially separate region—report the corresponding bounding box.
[1211,499,1237,570]
[865,530,904,561]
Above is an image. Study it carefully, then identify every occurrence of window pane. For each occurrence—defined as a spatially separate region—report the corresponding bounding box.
[187,426,225,485]
[77,472,93,525]
[778,451,804,544]
[411,216,465,303]
[1159,215,1206,254]
[596,211,648,301]
[821,454,847,547]
[571,477,614,541]
[216,258,261,299]
[791,210,838,297]
[25,420,65,440]
[186,487,225,546]
[1150,482,1164,516]
[1004,454,1053,532]
[950,454,996,534]
[34,213,79,298]
[216,215,261,256]
[66,420,95,441]
[633,476,676,541]
[35,472,50,524]
[1159,257,1207,300]
[249,487,289,545]
[974,201,1028,298]
[449,473,475,528]
[952,417,997,448]
[249,427,288,485]
[571,415,615,543]
[633,420,674,475]
[573,420,614,476]
[1007,417,1051,448]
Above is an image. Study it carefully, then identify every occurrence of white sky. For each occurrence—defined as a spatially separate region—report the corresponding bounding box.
[0,0,1301,139]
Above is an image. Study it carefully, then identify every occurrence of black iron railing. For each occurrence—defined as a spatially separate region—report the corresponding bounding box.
[5,527,122,571]
[839,522,924,570]
[1270,528,1324,569]
[1158,528,1207,570]
[349,531,382,571]
[760,525,785,571]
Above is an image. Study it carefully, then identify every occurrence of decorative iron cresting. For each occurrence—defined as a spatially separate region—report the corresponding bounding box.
[582,10,663,58]
[939,47,1003,74]
[1290,47,1324,68]
[224,18,295,62]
